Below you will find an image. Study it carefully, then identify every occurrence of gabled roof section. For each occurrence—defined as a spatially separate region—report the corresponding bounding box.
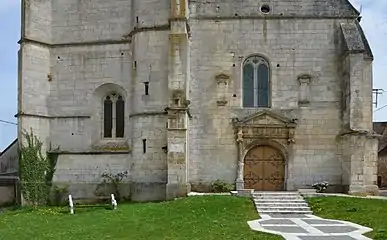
[0,139,18,157]
[340,22,374,60]
[343,0,361,15]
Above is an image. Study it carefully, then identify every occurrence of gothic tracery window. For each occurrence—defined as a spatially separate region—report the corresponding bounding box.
[103,93,125,138]
[242,56,270,108]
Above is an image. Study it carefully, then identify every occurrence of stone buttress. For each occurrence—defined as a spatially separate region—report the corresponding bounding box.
[166,0,191,199]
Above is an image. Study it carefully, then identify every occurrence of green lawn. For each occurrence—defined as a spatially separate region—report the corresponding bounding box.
[0,196,282,240]
[307,196,387,240]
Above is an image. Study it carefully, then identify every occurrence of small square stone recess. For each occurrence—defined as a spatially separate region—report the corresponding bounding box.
[315,226,358,233]
[299,236,357,240]
[263,226,309,233]
[260,219,295,225]
[302,219,343,225]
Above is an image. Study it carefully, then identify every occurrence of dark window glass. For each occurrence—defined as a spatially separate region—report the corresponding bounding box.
[257,64,269,107]
[116,95,125,138]
[243,64,254,107]
[104,96,113,138]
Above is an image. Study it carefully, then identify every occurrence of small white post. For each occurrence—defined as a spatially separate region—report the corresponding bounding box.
[111,194,117,210]
[69,195,74,214]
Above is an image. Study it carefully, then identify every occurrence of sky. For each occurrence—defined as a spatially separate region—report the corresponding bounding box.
[0,1,386,151]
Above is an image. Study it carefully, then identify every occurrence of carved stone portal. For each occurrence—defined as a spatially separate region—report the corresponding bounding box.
[232,110,297,191]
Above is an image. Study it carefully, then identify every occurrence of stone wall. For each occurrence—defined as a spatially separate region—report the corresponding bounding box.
[51,0,132,44]
[18,0,376,200]
[188,17,347,190]
[0,186,15,206]
[378,151,387,188]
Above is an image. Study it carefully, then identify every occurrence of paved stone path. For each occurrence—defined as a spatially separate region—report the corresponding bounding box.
[248,214,373,240]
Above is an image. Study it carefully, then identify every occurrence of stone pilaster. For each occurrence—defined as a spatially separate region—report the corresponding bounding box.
[166,0,190,200]
[235,128,244,190]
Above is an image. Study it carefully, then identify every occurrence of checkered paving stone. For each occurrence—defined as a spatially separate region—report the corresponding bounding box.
[248,214,373,240]
[298,236,358,240]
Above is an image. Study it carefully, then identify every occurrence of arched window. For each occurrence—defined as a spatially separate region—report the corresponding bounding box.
[242,56,270,108]
[103,93,125,138]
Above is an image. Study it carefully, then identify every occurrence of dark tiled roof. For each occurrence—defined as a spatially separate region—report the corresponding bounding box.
[0,139,18,157]
[340,21,374,60]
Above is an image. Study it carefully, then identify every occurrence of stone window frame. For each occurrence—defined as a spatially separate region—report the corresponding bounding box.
[242,55,271,108]
[102,92,125,139]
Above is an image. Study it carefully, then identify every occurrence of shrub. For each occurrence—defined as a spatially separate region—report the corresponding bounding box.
[211,179,234,193]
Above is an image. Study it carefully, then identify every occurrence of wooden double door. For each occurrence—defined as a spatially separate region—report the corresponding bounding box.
[243,145,285,191]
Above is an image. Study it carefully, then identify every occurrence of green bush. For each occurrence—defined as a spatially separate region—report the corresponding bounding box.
[211,179,234,193]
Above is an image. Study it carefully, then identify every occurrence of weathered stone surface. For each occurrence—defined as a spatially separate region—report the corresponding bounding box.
[17,0,378,201]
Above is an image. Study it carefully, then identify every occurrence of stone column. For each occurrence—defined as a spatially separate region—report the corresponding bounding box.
[235,128,244,190]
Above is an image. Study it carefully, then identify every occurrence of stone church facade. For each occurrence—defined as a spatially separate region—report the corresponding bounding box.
[17,0,379,201]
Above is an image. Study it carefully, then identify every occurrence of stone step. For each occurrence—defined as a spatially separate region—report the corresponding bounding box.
[253,191,299,195]
[255,202,309,207]
[254,199,306,203]
[258,209,313,214]
[253,196,303,200]
[252,193,299,197]
[257,206,311,211]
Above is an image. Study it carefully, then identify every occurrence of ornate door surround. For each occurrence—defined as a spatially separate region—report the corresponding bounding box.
[232,110,297,191]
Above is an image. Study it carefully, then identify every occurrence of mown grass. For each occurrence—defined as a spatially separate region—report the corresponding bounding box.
[307,196,387,240]
[0,196,282,240]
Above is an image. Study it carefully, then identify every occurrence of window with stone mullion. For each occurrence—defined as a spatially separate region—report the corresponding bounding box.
[103,94,125,139]
[242,56,270,108]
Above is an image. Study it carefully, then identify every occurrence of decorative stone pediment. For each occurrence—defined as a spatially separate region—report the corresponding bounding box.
[232,110,297,143]
[232,110,297,128]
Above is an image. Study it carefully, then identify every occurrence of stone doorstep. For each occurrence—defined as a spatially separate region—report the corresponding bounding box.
[254,197,304,200]
[258,210,313,214]
[253,193,302,196]
[256,203,309,207]
[233,189,254,197]
[254,199,306,203]
[257,207,311,211]
[254,191,299,194]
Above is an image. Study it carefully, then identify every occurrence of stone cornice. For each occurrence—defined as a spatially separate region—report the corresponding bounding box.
[47,150,131,155]
[190,15,357,21]
[340,129,381,139]
[18,24,171,47]
[15,112,90,119]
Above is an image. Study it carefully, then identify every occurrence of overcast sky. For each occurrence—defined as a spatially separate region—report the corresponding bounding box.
[0,1,386,151]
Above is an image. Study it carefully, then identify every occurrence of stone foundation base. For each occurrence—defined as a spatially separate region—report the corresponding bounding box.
[348,185,380,196]
[131,182,167,202]
[166,182,190,200]
[54,181,168,202]
[236,189,254,197]
[236,180,244,191]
